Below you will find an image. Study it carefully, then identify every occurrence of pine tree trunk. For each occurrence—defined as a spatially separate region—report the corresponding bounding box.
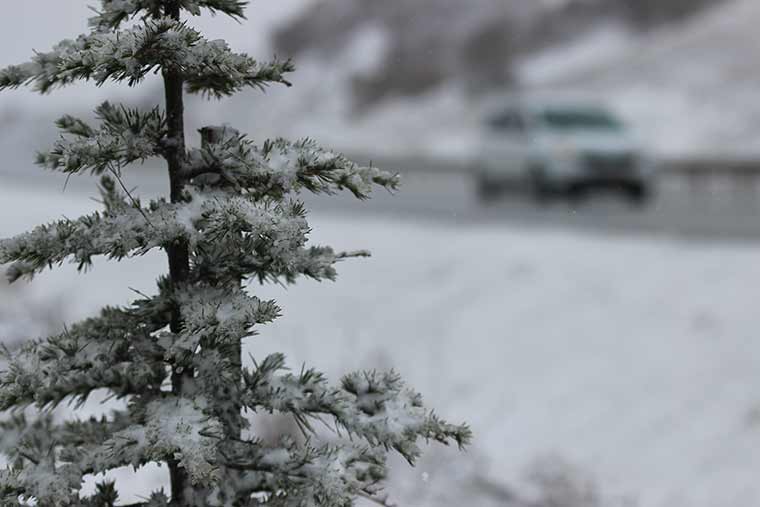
[163,1,192,505]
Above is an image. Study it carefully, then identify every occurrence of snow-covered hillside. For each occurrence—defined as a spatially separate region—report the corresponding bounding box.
[249,0,750,159]
[1,1,755,165]
[3,178,760,506]
[521,0,760,156]
[202,0,760,161]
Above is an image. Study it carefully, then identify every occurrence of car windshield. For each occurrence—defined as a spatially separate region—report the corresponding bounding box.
[539,108,622,131]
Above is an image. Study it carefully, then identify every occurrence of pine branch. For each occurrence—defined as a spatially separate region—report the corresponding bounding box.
[0,201,181,282]
[0,304,169,410]
[107,395,224,486]
[0,190,347,289]
[89,0,248,30]
[208,438,387,507]
[169,285,279,359]
[184,135,400,199]
[0,412,139,505]
[0,18,292,96]
[37,102,167,175]
[105,163,157,229]
[241,355,473,465]
[185,53,294,98]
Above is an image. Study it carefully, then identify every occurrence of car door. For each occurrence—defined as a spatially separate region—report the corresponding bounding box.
[480,108,529,180]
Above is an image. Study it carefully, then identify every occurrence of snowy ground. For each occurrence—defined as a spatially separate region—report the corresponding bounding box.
[2,178,760,506]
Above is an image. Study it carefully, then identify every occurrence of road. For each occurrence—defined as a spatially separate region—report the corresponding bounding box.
[4,160,760,241]
[304,169,760,241]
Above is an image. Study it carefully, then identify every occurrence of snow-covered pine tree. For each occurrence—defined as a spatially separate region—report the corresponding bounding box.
[0,2,470,506]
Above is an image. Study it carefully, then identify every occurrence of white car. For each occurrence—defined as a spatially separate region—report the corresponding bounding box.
[474,102,654,203]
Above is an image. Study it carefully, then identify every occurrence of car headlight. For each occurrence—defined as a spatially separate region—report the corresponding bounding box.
[551,142,578,161]
[547,143,582,175]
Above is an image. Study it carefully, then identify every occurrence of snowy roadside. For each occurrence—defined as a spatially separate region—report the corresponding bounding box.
[2,181,760,506]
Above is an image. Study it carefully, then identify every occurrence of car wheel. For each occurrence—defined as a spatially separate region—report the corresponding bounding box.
[626,182,650,206]
[528,166,551,203]
[567,183,589,204]
[476,175,502,202]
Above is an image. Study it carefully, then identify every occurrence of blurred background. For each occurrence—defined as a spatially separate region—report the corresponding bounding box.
[3,1,760,506]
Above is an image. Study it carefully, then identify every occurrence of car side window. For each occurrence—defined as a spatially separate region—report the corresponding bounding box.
[487,109,525,134]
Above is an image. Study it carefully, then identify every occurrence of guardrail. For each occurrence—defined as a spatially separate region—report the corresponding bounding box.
[355,153,760,178]
[355,156,760,208]
[659,157,760,204]
[661,158,760,181]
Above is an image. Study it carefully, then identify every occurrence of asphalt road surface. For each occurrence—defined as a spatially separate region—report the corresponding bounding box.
[4,161,760,241]
[304,170,760,241]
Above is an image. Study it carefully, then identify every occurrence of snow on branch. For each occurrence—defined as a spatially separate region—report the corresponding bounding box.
[209,438,386,507]
[189,200,364,285]
[78,480,168,507]
[0,399,218,504]
[0,20,181,92]
[0,197,185,282]
[183,40,294,98]
[0,187,317,282]
[270,246,360,284]
[107,395,224,486]
[88,0,162,30]
[186,134,400,200]
[37,102,167,174]
[241,354,472,465]
[0,398,385,507]
[165,285,280,363]
[0,304,168,410]
[0,412,138,505]
[0,18,292,96]
[191,0,248,18]
[90,0,248,30]
[0,38,83,93]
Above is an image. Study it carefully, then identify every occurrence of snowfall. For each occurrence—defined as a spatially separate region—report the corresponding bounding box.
[1,0,760,504]
[2,174,760,507]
